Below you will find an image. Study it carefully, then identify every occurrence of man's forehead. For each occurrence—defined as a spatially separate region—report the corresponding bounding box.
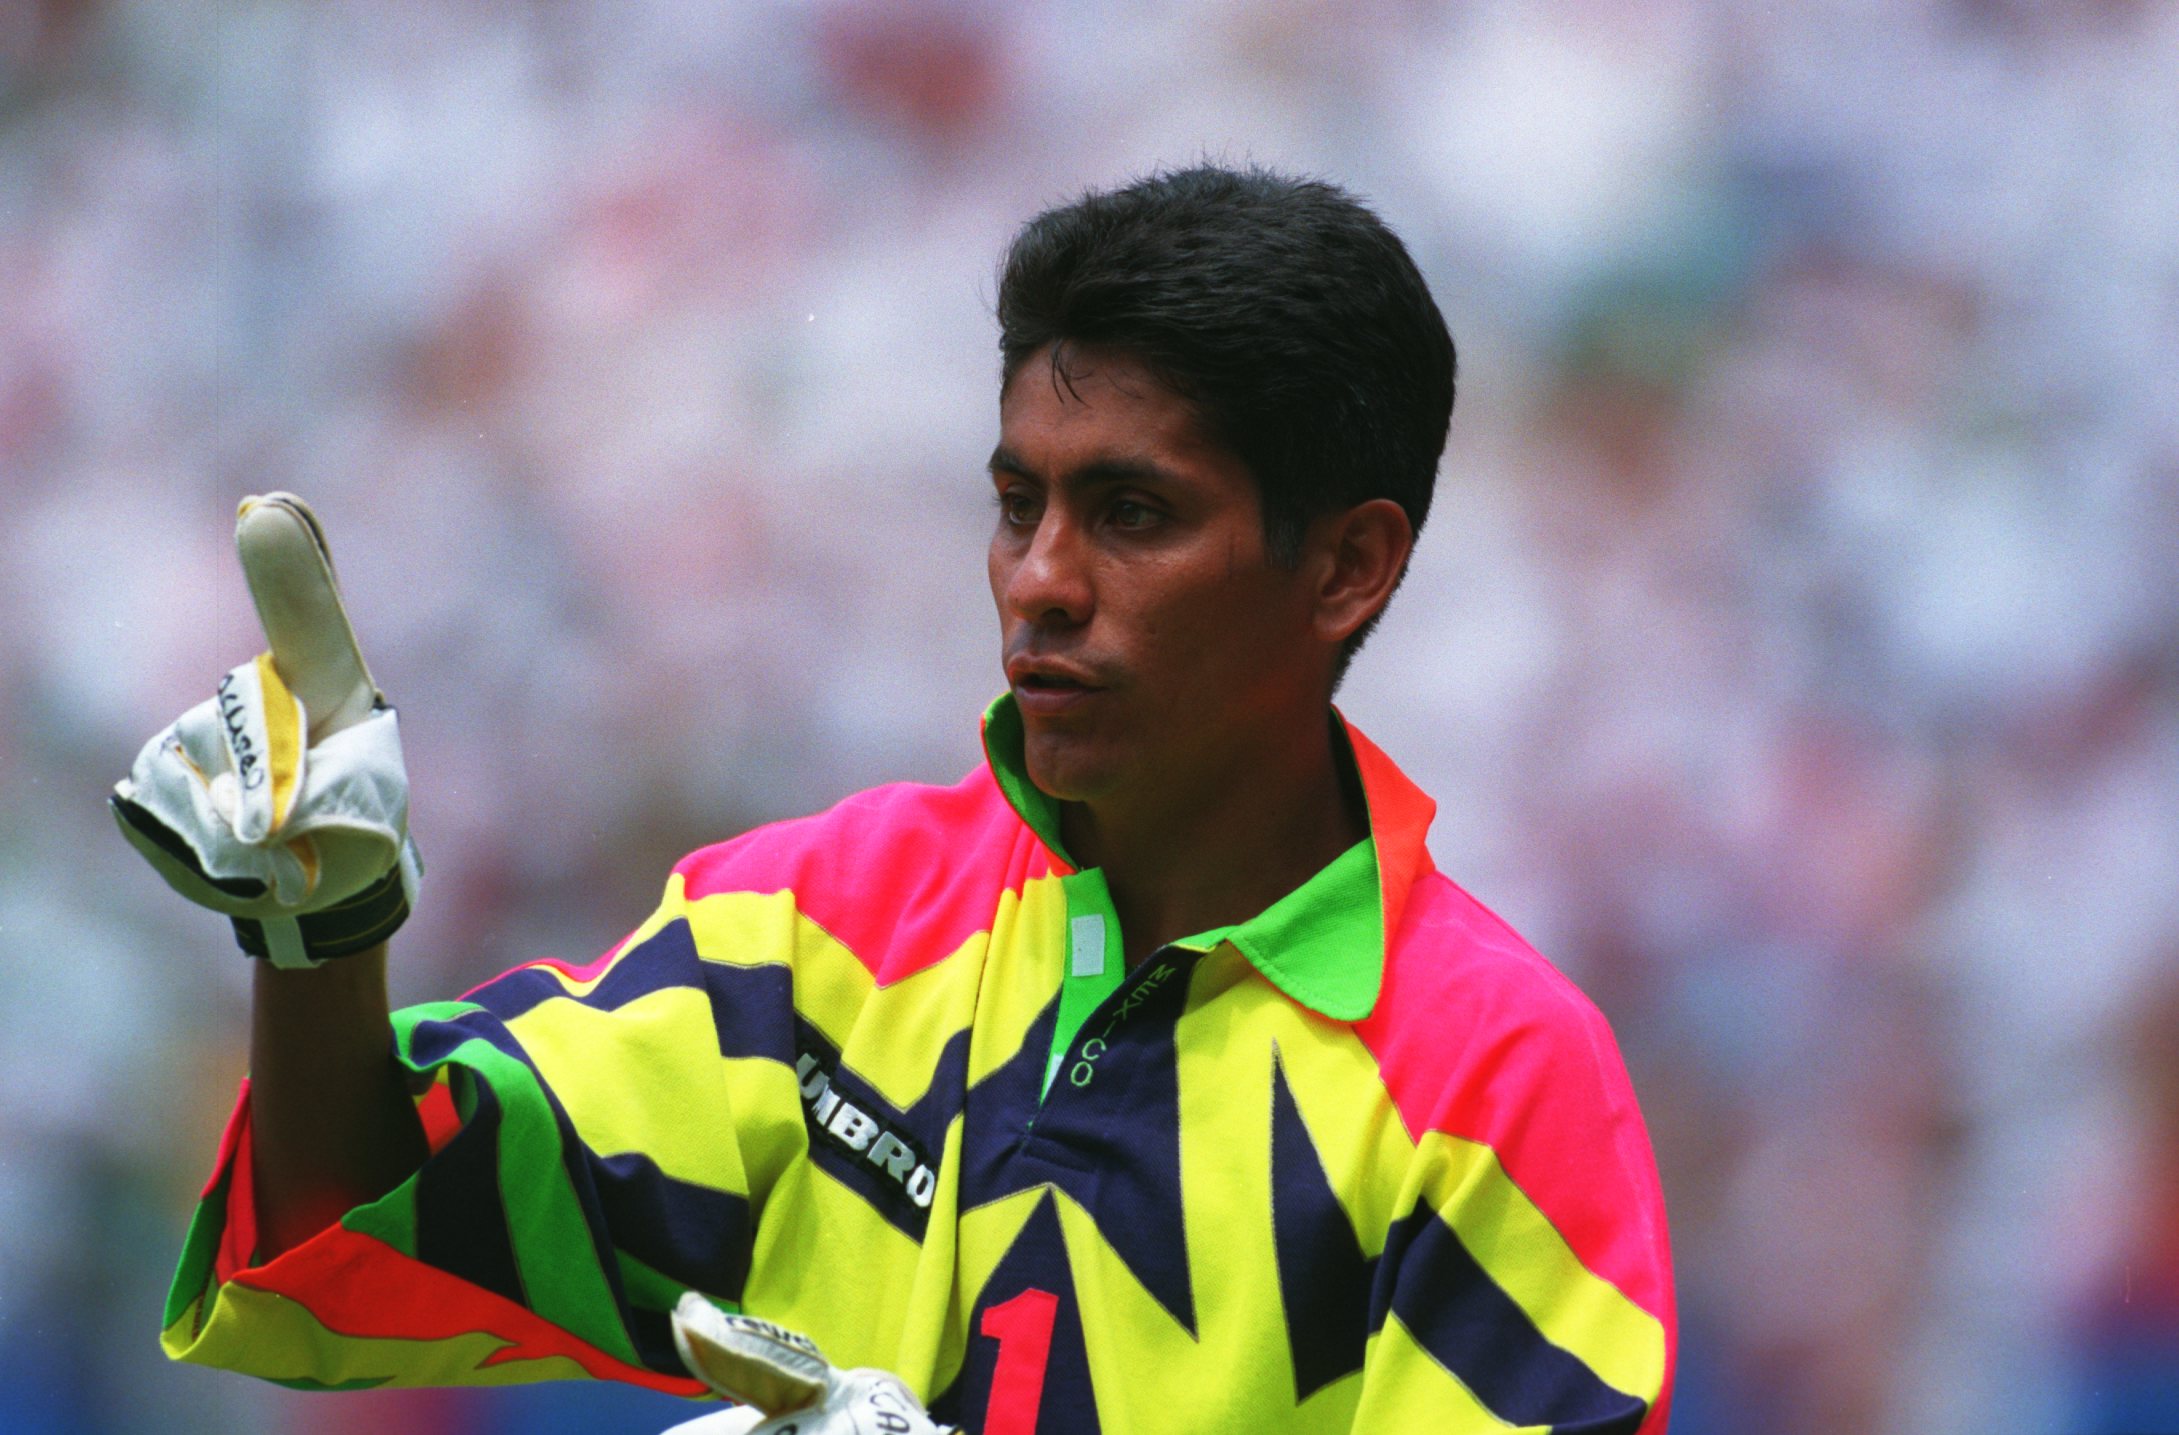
[995,345,1231,479]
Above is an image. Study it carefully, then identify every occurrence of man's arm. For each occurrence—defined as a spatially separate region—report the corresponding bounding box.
[249,944,427,1258]
[112,493,429,1256]
[131,497,732,1396]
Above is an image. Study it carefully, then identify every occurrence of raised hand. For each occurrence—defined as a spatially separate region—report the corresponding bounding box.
[111,492,419,967]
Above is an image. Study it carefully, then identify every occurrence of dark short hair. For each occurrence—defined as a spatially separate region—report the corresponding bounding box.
[995,164,1456,668]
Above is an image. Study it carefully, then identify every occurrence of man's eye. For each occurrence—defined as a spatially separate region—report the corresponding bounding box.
[1110,500,1157,530]
[994,490,1038,525]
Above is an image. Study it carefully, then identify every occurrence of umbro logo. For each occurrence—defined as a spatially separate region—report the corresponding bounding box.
[796,1050,940,1209]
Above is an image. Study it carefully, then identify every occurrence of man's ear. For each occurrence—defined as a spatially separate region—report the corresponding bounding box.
[1307,498,1414,646]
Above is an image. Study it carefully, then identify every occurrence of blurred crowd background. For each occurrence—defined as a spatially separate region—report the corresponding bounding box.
[2,1,2175,1431]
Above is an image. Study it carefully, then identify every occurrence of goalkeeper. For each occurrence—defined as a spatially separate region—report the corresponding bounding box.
[121,166,1676,1434]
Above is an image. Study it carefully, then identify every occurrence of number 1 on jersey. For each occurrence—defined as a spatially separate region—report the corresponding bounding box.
[979,1288,1058,1435]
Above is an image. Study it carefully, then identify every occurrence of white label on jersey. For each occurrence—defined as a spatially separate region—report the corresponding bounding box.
[1070,914,1107,977]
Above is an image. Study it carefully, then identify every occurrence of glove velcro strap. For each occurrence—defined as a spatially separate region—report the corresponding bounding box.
[230,850,414,966]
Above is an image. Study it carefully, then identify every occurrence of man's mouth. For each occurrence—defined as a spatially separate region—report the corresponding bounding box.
[1007,658,1106,714]
[1005,653,1104,690]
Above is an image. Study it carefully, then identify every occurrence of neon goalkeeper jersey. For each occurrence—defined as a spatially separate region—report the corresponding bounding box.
[164,698,1677,1433]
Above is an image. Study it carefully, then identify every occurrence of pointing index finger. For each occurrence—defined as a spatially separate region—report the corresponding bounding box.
[234,492,379,742]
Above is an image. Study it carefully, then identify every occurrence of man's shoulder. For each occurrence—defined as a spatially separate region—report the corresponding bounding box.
[667,765,1043,980]
[1379,870,1618,1043]
[1357,869,1672,1325]
[1359,868,1640,1139]
[674,767,1008,882]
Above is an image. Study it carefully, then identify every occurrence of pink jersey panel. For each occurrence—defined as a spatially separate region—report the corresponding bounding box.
[1357,871,1675,1331]
[673,766,1052,983]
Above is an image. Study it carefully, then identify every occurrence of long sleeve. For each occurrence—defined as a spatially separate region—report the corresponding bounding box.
[162,876,811,1392]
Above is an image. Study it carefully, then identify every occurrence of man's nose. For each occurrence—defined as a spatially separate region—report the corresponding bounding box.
[1006,510,1093,627]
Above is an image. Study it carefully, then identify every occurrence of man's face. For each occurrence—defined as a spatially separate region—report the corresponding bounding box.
[988,345,1326,805]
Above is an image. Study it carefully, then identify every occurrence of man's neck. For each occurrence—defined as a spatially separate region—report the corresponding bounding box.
[1059,710,1367,967]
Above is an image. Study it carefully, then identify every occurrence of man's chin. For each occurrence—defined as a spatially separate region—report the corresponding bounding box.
[1021,730,1118,805]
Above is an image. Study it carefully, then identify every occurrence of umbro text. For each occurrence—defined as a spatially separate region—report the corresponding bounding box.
[796,1051,938,1209]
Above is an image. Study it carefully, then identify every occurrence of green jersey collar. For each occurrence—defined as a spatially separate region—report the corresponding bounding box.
[979,693,1437,1021]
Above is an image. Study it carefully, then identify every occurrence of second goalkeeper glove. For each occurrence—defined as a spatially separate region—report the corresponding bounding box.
[663,1294,956,1435]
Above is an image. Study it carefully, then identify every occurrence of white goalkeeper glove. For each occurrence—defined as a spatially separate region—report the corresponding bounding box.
[663,1294,955,1435]
[110,493,420,968]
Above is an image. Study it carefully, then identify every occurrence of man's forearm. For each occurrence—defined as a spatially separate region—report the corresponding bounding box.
[249,943,427,1259]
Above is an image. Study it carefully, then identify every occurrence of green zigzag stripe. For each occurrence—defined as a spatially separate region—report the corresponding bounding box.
[348,1001,643,1368]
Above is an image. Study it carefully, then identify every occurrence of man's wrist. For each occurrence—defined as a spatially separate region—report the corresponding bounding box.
[229,850,417,966]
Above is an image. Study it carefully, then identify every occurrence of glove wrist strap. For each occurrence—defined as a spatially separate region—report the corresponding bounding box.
[230,838,422,967]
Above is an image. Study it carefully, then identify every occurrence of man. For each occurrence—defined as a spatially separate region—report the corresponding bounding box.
[118,166,1675,1433]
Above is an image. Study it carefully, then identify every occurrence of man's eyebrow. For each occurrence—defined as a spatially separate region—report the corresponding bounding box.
[986,447,1185,487]
[986,446,1034,479]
